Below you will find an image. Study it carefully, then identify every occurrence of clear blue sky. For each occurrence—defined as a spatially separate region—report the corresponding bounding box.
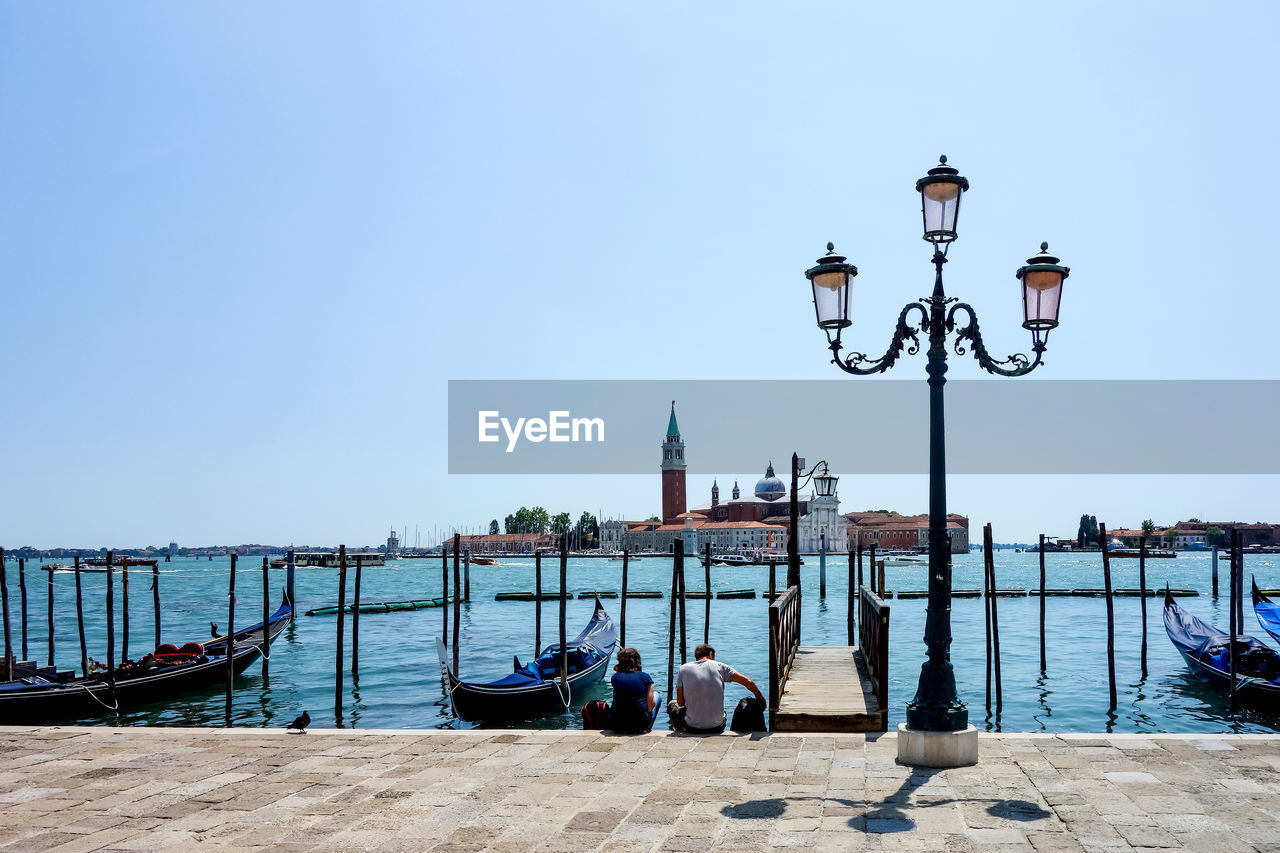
[3,3,1277,548]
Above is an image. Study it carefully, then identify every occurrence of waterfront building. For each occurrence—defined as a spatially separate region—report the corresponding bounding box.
[386,527,401,559]
[167,541,178,559]
[442,533,555,555]
[845,511,969,554]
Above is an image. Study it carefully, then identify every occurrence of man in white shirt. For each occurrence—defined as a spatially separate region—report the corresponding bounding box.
[668,644,765,733]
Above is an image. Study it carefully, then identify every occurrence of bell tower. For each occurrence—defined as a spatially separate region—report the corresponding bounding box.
[661,401,686,524]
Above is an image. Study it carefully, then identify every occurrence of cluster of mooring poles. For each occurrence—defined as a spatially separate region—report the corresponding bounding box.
[0,547,288,726]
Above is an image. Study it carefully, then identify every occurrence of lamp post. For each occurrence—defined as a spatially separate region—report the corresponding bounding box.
[788,457,837,590]
[804,156,1069,761]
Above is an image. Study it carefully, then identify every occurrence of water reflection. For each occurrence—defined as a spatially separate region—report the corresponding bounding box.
[1032,672,1052,732]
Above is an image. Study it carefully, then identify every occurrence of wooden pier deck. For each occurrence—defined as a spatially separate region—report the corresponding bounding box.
[772,646,883,732]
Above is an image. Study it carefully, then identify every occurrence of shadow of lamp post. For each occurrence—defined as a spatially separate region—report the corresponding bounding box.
[803,156,1069,761]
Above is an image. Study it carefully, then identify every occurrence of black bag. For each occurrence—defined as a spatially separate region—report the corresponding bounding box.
[730,697,767,733]
[582,700,609,730]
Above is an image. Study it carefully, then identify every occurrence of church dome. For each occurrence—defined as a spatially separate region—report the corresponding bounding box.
[754,462,786,502]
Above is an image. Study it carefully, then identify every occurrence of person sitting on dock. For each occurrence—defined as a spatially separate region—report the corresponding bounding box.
[608,648,660,734]
[668,644,764,734]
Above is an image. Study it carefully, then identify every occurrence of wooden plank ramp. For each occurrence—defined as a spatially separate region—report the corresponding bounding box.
[773,646,882,732]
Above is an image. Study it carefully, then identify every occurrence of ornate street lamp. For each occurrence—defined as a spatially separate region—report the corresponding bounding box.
[804,156,1070,765]
[787,457,833,590]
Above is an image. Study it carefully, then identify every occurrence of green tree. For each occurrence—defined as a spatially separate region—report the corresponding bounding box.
[529,507,550,534]
[1206,525,1226,547]
[489,519,499,535]
[575,512,598,549]
[1162,527,1178,547]
[550,512,572,536]
[1141,519,1156,537]
[645,516,660,523]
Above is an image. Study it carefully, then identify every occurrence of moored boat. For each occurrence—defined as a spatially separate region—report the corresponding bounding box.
[0,595,292,723]
[1109,548,1176,558]
[1163,587,1280,701]
[437,597,616,722]
[1252,578,1280,646]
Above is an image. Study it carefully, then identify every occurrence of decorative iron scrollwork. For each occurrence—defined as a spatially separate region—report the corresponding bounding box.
[946,303,1043,377]
[829,303,930,376]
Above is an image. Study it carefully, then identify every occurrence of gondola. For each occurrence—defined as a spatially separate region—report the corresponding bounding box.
[437,596,617,722]
[1252,577,1280,646]
[0,594,292,723]
[1163,586,1280,700]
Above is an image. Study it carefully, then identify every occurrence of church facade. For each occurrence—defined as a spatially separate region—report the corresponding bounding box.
[611,404,844,554]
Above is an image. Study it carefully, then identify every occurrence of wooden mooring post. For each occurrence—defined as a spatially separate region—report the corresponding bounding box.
[983,524,1001,712]
[819,533,827,598]
[441,546,449,649]
[226,553,236,725]
[1229,528,1240,715]
[1099,524,1117,711]
[1,548,11,682]
[676,539,686,664]
[1139,535,1148,678]
[18,558,27,662]
[463,549,470,602]
[666,546,678,700]
[335,545,347,721]
[352,555,363,679]
[846,548,856,645]
[121,564,129,664]
[1038,534,1046,672]
[47,558,55,667]
[868,544,877,594]
[452,534,461,677]
[74,556,88,677]
[558,534,567,693]
[152,562,161,653]
[261,557,270,677]
[619,549,628,648]
[768,559,776,602]
[534,550,542,654]
[703,543,711,645]
[106,551,116,699]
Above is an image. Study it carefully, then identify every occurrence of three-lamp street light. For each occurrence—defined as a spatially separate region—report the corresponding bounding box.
[804,156,1069,739]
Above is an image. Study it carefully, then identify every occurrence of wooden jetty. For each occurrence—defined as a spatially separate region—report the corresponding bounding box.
[769,581,888,733]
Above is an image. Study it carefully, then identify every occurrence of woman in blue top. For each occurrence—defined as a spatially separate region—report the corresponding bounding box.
[609,647,660,733]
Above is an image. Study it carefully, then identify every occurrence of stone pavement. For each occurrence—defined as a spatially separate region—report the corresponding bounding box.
[2,727,1279,852]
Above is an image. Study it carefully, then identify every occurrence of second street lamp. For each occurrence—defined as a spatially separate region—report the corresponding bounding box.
[804,156,1069,765]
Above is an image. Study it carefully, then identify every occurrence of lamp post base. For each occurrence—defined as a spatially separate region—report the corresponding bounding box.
[896,723,978,768]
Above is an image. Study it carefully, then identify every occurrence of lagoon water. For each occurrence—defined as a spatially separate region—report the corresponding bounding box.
[4,551,1278,733]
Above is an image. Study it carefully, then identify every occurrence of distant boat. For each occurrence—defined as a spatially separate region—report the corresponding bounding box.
[1109,548,1176,558]
[1163,587,1280,701]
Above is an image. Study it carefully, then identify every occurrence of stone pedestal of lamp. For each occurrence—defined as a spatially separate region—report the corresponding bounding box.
[896,723,978,768]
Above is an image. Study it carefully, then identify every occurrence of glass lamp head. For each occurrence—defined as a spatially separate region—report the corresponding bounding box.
[805,242,857,330]
[915,155,970,244]
[1017,242,1069,344]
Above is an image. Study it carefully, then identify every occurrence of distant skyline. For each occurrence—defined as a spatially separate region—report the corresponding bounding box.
[3,4,1278,548]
